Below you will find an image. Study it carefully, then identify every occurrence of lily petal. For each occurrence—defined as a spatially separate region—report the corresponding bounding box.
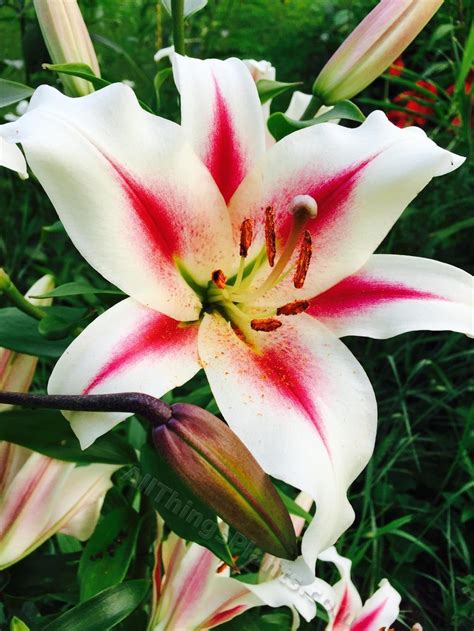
[350,579,400,631]
[48,298,200,448]
[229,111,464,305]
[172,54,266,204]
[198,313,377,570]
[308,254,473,338]
[0,136,28,179]
[0,84,234,320]
[318,546,400,631]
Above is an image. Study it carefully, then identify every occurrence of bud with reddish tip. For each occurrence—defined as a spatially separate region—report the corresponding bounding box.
[313,0,443,104]
[33,0,101,96]
[152,403,298,560]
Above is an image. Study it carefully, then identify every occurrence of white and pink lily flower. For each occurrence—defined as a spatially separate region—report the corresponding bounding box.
[148,514,332,630]
[317,546,401,631]
[0,54,471,570]
[0,444,119,569]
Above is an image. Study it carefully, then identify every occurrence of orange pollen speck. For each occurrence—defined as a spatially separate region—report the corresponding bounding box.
[216,554,239,574]
[251,317,282,332]
[293,231,312,289]
[239,218,254,257]
[264,206,276,267]
[211,269,227,288]
[276,299,310,316]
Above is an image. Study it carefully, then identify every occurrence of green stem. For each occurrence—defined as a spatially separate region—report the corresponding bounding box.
[0,268,47,320]
[171,0,185,55]
[300,94,323,120]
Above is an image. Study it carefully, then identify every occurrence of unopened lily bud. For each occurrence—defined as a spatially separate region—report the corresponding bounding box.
[313,0,443,104]
[153,403,297,560]
[33,0,100,96]
[0,275,54,411]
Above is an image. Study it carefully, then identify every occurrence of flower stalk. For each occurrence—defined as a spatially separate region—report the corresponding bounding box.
[171,0,186,55]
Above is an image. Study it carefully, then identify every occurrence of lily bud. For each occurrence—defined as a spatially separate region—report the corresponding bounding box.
[0,443,119,569]
[313,0,443,104]
[33,0,100,96]
[0,275,54,411]
[152,403,297,560]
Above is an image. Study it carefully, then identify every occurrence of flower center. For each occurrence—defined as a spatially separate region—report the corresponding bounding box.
[202,195,317,339]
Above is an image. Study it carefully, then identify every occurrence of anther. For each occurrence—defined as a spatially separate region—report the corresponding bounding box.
[290,195,318,220]
[251,317,282,332]
[264,206,276,267]
[277,299,310,316]
[293,231,312,289]
[239,219,254,257]
[211,269,227,289]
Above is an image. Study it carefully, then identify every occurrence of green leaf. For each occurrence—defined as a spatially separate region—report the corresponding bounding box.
[42,580,148,631]
[43,63,153,113]
[0,308,72,358]
[10,617,30,631]
[267,100,365,141]
[153,67,172,110]
[33,281,123,298]
[0,409,137,465]
[56,533,83,554]
[0,79,34,108]
[276,488,312,525]
[79,508,140,601]
[256,79,302,105]
[139,444,235,566]
[456,21,474,95]
[43,63,110,90]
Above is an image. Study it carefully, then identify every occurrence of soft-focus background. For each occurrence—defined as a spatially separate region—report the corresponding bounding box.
[0,0,472,628]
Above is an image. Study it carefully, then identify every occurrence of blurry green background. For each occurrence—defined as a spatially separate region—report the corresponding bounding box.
[0,0,473,629]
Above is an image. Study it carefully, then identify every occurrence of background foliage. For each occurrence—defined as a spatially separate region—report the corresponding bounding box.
[0,0,473,628]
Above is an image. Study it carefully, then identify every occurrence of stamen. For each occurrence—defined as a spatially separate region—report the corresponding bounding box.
[239,219,254,257]
[264,206,276,267]
[277,299,310,316]
[251,317,282,332]
[293,231,312,289]
[211,269,227,289]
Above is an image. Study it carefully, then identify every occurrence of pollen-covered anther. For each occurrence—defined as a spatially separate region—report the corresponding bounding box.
[276,299,310,316]
[211,269,227,289]
[264,206,276,267]
[251,317,282,332]
[293,230,312,289]
[239,218,254,257]
[290,194,318,220]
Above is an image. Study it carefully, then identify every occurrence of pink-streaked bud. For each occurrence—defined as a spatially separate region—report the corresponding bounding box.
[313,0,443,104]
[0,275,54,411]
[153,403,297,560]
[0,443,119,569]
[33,0,101,96]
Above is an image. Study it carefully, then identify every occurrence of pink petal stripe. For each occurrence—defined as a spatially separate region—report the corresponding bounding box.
[333,587,351,628]
[253,345,330,454]
[350,599,387,631]
[276,156,375,238]
[206,78,246,204]
[308,275,441,318]
[165,547,216,628]
[108,159,182,265]
[205,604,248,628]
[0,458,52,536]
[83,314,197,394]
